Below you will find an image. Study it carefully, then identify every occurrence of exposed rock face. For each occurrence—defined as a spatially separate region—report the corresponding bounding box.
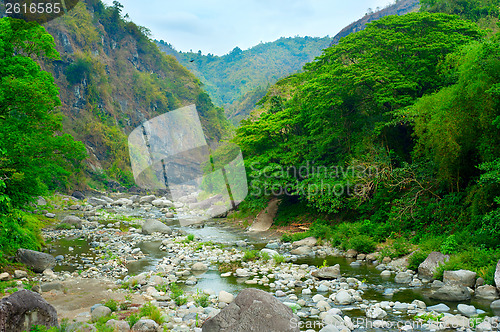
[0,290,58,332]
[312,264,341,280]
[418,252,450,279]
[15,249,55,273]
[141,219,172,235]
[202,288,300,332]
[330,0,420,45]
[430,285,471,302]
[495,259,500,292]
[443,269,476,287]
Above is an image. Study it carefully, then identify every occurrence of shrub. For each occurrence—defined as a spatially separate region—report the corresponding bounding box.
[218,261,242,273]
[408,250,430,271]
[260,251,270,261]
[139,302,165,324]
[440,235,459,255]
[242,250,259,262]
[55,223,73,230]
[273,254,285,264]
[104,299,119,312]
[194,289,210,308]
[170,283,187,306]
[348,235,376,254]
[126,313,140,328]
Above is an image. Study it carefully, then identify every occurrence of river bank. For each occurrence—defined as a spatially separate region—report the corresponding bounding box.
[2,192,500,331]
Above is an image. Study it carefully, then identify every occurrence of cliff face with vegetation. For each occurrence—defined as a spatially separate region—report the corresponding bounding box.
[157,36,332,124]
[330,0,420,45]
[37,0,228,188]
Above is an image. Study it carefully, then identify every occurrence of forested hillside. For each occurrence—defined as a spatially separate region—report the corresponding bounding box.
[38,0,228,189]
[0,0,228,258]
[235,2,500,282]
[157,36,332,124]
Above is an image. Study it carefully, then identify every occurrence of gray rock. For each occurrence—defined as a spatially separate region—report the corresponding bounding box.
[457,304,477,317]
[45,213,56,218]
[345,249,358,258]
[490,299,500,309]
[218,290,234,304]
[132,318,159,331]
[105,319,130,331]
[411,300,426,309]
[427,303,450,312]
[0,273,9,281]
[260,248,279,258]
[37,197,47,206]
[112,198,133,206]
[366,306,387,319]
[317,284,329,292]
[13,270,28,279]
[380,270,391,277]
[62,216,82,229]
[87,197,109,206]
[312,264,341,280]
[290,246,314,256]
[141,219,172,235]
[265,242,280,250]
[443,269,476,287]
[395,272,412,284]
[139,195,156,204]
[319,325,341,332]
[91,305,111,322]
[430,285,471,301]
[16,249,55,273]
[41,282,63,292]
[191,262,208,272]
[496,259,500,292]
[202,288,300,332]
[476,285,499,300]
[0,290,58,331]
[334,290,353,305]
[292,237,317,247]
[71,191,85,200]
[476,321,493,332]
[418,252,450,279]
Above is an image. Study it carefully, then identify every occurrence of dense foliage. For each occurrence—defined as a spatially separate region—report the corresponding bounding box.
[0,18,86,258]
[235,10,500,279]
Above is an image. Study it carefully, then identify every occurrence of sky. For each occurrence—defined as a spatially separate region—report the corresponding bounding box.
[101,0,395,56]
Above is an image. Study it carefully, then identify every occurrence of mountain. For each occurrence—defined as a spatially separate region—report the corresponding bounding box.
[34,0,228,188]
[157,36,332,124]
[330,0,420,45]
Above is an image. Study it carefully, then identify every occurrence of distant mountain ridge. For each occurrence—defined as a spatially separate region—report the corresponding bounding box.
[157,36,332,124]
[330,0,420,45]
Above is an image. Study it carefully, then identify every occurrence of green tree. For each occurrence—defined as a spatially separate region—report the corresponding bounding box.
[0,17,86,207]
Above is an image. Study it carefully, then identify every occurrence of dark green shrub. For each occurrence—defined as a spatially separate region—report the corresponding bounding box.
[348,235,376,253]
[408,250,430,271]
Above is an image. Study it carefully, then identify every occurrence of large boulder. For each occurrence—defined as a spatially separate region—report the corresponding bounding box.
[87,197,109,206]
[139,195,156,204]
[15,249,55,273]
[132,318,159,331]
[292,237,317,247]
[418,252,449,279]
[0,290,58,332]
[71,191,85,200]
[430,285,471,302]
[151,199,172,208]
[202,288,300,332]
[62,216,82,229]
[312,264,341,280]
[495,259,500,292]
[476,285,499,300]
[112,198,133,206]
[290,246,314,256]
[141,220,172,235]
[443,269,476,287]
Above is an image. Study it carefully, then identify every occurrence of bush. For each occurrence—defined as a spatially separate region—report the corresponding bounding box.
[55,223,73,230]
[348,235,376,254]
[440,235,459,255]
[139,302,165,324]
[242,250,259,262]
[273,254,285,264]
[260,251,270,261]
[408,250,430,271]
[170,283,187,306]
[104,299,119,312]
[194,289,210,308]
[126,313,140,328]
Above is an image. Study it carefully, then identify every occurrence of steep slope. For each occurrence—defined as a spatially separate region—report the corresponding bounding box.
[330,0,420,45]
[157,36,332,124]
[35,0,228,188]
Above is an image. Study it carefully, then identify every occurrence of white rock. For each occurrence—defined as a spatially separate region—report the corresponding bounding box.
[218,290,234,304]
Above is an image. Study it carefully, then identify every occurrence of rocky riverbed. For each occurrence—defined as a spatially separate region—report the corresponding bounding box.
[3,192,500,331]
